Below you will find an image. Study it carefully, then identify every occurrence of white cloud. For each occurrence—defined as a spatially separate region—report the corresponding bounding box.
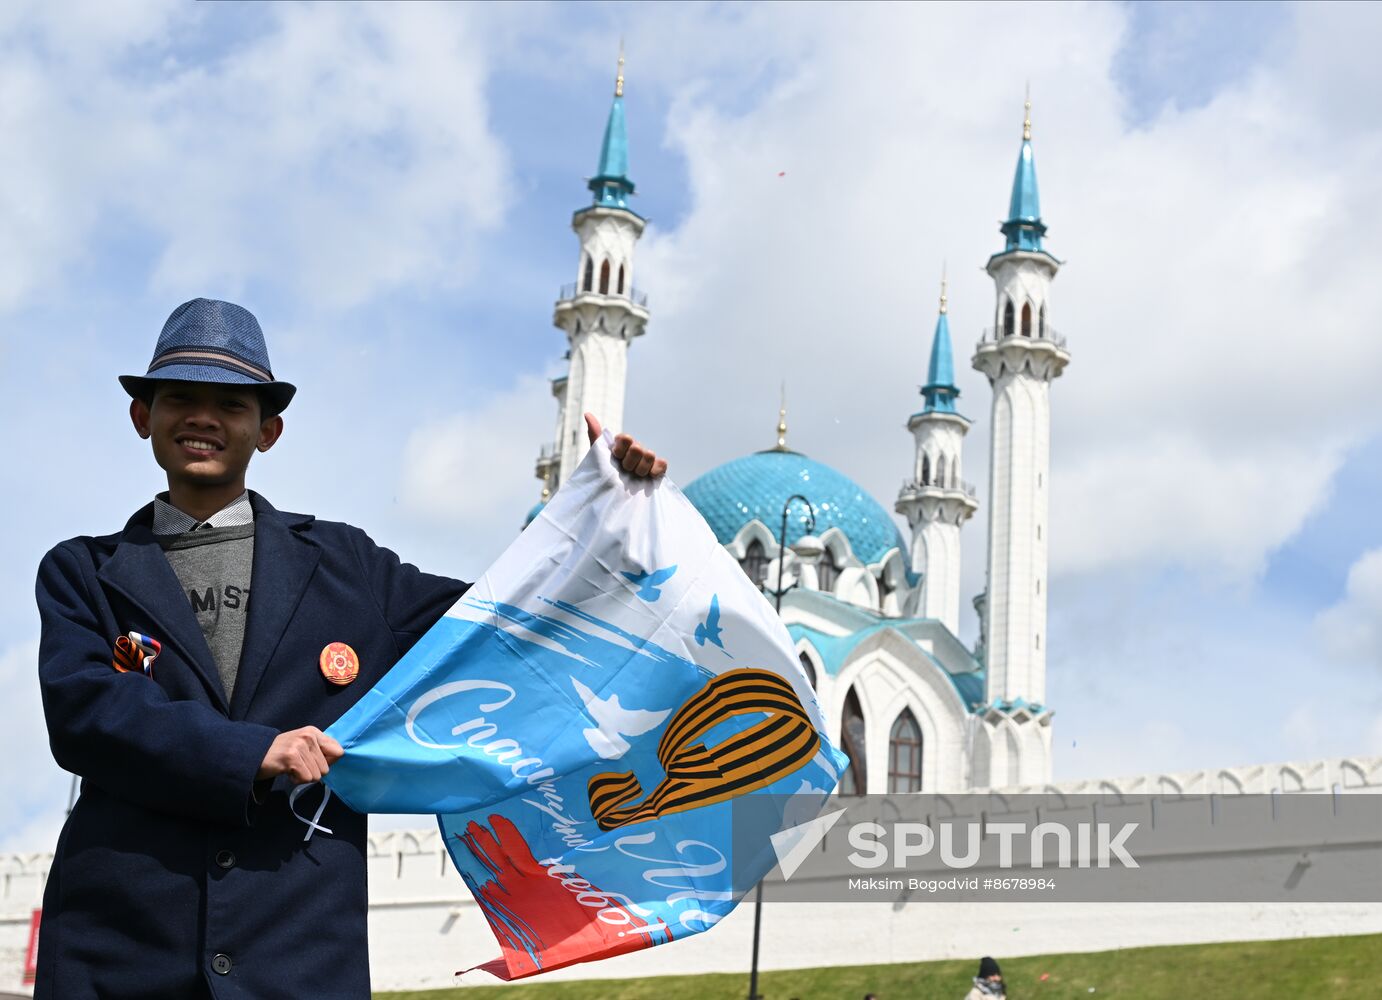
[1315,547,1382,671]
[398,372,555,553]
[604,1,1382,594]
[0,3,508,312]
[0,638,69,854]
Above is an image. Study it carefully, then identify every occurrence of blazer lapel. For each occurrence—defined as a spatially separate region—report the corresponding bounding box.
[97,506,229,712]
[229,492,321,719]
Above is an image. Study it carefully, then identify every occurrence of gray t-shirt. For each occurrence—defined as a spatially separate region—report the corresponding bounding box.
[159,522,255,702]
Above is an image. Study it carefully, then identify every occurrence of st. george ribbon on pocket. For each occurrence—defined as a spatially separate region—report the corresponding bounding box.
[112,632,161,678]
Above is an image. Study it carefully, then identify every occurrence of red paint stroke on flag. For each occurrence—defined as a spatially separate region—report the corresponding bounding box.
[455,814,671,980]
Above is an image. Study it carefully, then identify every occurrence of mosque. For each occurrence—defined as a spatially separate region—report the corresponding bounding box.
[528,56,1064,795]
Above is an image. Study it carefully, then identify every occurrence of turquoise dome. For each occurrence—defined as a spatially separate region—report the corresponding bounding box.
[682,450,907,564]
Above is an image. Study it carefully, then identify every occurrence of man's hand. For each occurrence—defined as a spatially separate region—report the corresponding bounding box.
[257,726,344,784]
[585,412,668,479]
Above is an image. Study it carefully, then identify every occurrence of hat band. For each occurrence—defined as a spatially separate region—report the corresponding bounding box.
[149,348,273,383]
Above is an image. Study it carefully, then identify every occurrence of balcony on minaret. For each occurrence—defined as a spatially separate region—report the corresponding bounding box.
[979,323,1066,348]
[973,321,1070,383]
[534,445,559,482]
[557,281,650,310]
[898,476,978,502]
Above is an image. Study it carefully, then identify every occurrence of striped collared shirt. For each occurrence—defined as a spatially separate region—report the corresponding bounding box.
[152,491,254,536]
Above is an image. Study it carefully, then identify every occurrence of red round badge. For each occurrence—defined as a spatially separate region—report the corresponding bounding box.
[319,642,360,686]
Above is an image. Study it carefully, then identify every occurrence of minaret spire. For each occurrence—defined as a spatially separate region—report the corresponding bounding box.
[1001,86,1045,253]
[590,45,635,211]
[774,384,789,451]
[922,268,959,414]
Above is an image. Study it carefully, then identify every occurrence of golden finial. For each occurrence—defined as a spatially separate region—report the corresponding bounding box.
[540,465,552,502]
[939,260,948,315]
[774,383,788,451]
[1023,82,1032,141]
[615,41,625,98]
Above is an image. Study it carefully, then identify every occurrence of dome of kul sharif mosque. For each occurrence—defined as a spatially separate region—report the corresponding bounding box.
[682,408,907,566]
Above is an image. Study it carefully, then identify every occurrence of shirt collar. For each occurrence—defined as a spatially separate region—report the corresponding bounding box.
[152,490,254,535]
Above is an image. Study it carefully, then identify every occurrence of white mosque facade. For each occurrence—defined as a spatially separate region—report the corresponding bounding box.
[530,83,1068,798]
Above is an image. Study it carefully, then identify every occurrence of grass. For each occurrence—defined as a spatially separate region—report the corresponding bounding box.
[375,932,1382,999]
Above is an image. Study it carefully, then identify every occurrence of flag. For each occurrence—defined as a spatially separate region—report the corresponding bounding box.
[324,433,849,980]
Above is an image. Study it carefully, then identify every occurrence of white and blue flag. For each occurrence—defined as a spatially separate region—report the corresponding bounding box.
[324,433,848,979]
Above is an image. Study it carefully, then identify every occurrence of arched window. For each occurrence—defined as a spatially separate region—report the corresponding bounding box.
[617,264,626,295]
[920,453,931,486]
[1021,302,1032,337]
[799,652,816,689]
[936,455,948,488]
[599,259,611,294]
[1039,303,1047,339]
[740,539,767,588]
[1003,300,1015,339]
[817,548,841,593]
[582,255,594,292]
[839,687,866,795]
[879,575,893,613]
[888,708,923,793]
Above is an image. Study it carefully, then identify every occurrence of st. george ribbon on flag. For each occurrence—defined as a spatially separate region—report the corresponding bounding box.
[323,432,850,980]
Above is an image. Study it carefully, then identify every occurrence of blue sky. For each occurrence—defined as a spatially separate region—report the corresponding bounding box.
[3,1,1381,849]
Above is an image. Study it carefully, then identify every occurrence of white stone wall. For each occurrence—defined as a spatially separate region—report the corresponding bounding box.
[552,206,649,486]
[992,755,1382,796]
[573,210,640,293]
[975,251,1064,710]
[816,628,972,794]
[911,415,969,487]
[902,412,974,634]
[559,326,632,480]
[913,517,962,629]
[984,370,1051,704]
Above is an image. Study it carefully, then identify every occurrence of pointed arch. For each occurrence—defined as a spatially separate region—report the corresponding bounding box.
[817,546,841,593]
[1039,303,1047,339]
[799,652,816,689]
[741,539,767,587]
[888,708,923,793]
[599,259,611,294]
[617,263,626,295]
[582,254,594,292]
[1021,301,1032,337]
[839,687,866,795]
[920,453,931,486]
[936,454,948,489]
[1003,299,1015,339]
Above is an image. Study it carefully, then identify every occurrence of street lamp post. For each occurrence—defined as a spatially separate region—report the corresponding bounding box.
[748,493,815,1000]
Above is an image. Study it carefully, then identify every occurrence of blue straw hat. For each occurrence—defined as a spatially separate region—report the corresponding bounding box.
[119,298,296,415]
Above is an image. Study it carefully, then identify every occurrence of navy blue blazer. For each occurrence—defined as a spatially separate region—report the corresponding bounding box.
[35,492,468,1000]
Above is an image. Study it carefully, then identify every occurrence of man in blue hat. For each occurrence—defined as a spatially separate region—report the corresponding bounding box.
[33,298,666,999]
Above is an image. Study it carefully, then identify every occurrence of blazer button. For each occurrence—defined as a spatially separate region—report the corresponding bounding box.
[211,953,233,975]
[215,850,236,869]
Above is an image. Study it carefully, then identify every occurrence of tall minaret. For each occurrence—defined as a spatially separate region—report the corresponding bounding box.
[545,47,651,489]
[972,94,1069,711]
[896,269,977,634]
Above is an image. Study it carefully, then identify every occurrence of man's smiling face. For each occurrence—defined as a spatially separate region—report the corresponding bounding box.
[130,382,282,490]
